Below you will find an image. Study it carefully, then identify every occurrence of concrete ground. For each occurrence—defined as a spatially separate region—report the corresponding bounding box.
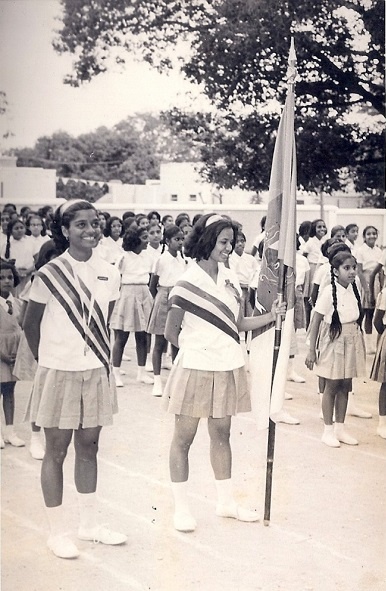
[1,332,385,591]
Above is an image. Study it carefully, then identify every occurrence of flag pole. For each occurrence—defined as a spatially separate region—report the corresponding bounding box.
[263,38,297,526]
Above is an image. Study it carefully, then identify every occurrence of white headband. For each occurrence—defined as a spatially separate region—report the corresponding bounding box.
[205,214,224,228]
[58,199,88,217]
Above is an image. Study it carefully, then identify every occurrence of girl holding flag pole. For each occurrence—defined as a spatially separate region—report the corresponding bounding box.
[24,200,127,559]
[164,213,286,533]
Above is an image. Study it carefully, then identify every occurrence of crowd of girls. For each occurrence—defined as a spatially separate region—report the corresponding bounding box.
[1,202,385,551]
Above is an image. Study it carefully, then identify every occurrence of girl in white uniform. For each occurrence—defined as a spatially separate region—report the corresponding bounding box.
[111,226,154,386]
[24,200,126,559]
[163,214,285,533]
[305,250,366,448]
[147,225,186,397]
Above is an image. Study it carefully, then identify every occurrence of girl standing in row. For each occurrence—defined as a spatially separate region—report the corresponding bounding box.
[163,214,286,532]
[370,285,386,439]
[24,200,126,559]
[1,218,36,293]
[305,250,366,447]
[111,226,154,386]
[147,225,186,397]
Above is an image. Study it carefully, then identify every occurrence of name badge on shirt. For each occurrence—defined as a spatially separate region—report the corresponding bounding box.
[97,276,108,281]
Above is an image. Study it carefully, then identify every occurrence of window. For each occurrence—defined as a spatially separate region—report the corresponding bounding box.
[171,194,178,202]
[189,194,197,202]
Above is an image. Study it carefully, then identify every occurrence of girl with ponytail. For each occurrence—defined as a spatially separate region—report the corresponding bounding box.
[305,251,366,448]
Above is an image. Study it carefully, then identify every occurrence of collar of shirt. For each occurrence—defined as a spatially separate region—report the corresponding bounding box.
[0,294,14,312]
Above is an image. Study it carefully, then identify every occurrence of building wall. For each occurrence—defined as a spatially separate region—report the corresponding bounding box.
[0,165,57,206]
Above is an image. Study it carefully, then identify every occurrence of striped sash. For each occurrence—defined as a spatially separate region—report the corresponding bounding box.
[36,257,111,371]
[169,280,240,343]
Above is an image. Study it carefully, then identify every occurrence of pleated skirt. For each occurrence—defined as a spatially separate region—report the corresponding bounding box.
[315,321,366,380]
[370,330,386,383]
[24,366,118,429]
[147,286,171,335]
[111,284,153,332]
[163,360,250,418]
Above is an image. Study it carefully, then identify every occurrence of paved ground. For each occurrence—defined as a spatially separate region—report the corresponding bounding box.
[1,332,385,591]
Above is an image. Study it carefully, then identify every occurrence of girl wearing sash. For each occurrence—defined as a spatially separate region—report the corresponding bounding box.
[164,213,285,533]
[24,200,127,559]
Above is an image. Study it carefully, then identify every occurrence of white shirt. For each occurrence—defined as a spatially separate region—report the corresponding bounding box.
[295,252,310,287]
[29,250,120,371]
[229,251,258,287]
[98,236,123,266]
[356,243,383,272]
[315,282,360,324]
[376,287,386,325]
[153,251,186,287]
[171,262,245,371]
[120,250,153,284]
[30,234,51,257]
[0,236,35,270]
[147,245,162,269]
[300,236,327,265]
[345,238,358,258]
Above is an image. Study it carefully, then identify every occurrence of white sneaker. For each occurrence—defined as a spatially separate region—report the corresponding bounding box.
[119,369,126,375]
[321,432,340,448]
[0,435,4,449]
[145,360,153,372]
[47,534,79,559]
[287,372,306,383]
[377,424,386,439]
[122,354,131,362]
[152,383,163,397]
[216,503,259,522]
[173,512,197,533]
[346,404,372,419]
[112,368,123,387]
[271,410,300,425]
[161,356,173,370]
[30,439,45,460]
[335,429,358,446]
[284,392,293,400]
[137,374,154,385]
[4,432,25,447]
[78,525,127,545]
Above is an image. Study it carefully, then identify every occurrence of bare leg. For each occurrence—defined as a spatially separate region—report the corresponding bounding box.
[2,382,15,425]
[112,330,129,367]
[42,428,73,507]
[74,426,102,493]
[334,379,351,423]
[207,416,232,480]
[322,379,340,425]
[169,415,200,482]
[135,331,148,367]
[152,334,166,375]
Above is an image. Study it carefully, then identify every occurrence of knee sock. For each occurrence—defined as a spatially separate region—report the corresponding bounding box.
[171,481,192,516]
[215,478,235,507]
[45,505,66,537]
[77,492,97,531]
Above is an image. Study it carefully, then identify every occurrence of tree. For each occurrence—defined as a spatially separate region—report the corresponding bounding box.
[55,0,385,202]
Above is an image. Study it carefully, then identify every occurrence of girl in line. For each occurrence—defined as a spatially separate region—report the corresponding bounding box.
[300,218,328,327]
[370,284,386,439]
[1,218,36,293]
[0,261,25,448]
[24,200,126,559]
[356,225,383,354]
[147,225,186,397]
[25,213,51,259]
[345,223,359,256]
[163,214,286,532]
[111,226,154,386]
[99,215,124,266]
[305,250,366,447]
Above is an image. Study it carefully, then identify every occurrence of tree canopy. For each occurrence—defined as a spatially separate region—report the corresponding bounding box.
[53,1,385,201]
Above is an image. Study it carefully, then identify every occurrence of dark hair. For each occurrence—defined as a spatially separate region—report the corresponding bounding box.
[25,214,47,237]
[362,225,378,239]
[329,251,362,341]
[123,216,137,232]
[3,203,17,213]
[309,219,327,238]
[321,237,342,258]
[175,212,190,227]
[161,224,183,254]
[298,220,311,238]
[260,215,266,231]
[122,226,148,252]
[147,210,161,222]
[122,211,135,221]
[51,200,96,252]
[135,213,147,224]
[162,214,174,225]
[345,223,358,235]
[104,216,123,238]
[192,213,203,226]
[98,211,110,221]
[183,213,238,261]
[0,260,20,287]
[237,231,246,242]
[4,218,26,259]
[330,225,345,238]
[34,239,61,270]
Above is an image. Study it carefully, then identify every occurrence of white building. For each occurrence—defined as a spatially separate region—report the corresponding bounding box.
[0,156,57,208]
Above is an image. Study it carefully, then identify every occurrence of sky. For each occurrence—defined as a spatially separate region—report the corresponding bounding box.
[0,0,208,150]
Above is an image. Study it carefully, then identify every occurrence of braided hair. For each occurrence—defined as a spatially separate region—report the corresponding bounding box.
[329,251,362,341]
[161,224,183,255]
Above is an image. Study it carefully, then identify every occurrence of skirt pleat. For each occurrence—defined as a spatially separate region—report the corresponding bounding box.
[370,331,386,383]
[111,284,153,332]
[315,321,366,380]
[163,360,250,418]
[24,366,118,429]
[147,286,171,334]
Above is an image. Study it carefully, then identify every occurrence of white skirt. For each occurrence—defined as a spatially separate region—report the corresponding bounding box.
[111,284,153,332]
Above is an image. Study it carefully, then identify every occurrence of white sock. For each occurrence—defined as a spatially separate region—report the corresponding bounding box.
[45,505,66,537]
[137,366,145,380]
[77,492,97,531]
[323,424,335,435]
[334,422,345,437]
[112,366,121,374]
[171,481,191,515]
[30,431,41,444]
[153,375,162,387]
[215,478,235,507]
[379,415,386,427]
[4,425,16,437]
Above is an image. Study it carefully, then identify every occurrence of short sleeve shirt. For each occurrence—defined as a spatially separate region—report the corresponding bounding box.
[154,251,186,287]
[29,250,120,371]
[314,282,360,325]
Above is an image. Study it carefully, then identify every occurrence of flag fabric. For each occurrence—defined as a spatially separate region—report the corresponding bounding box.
[249,42,297,430]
